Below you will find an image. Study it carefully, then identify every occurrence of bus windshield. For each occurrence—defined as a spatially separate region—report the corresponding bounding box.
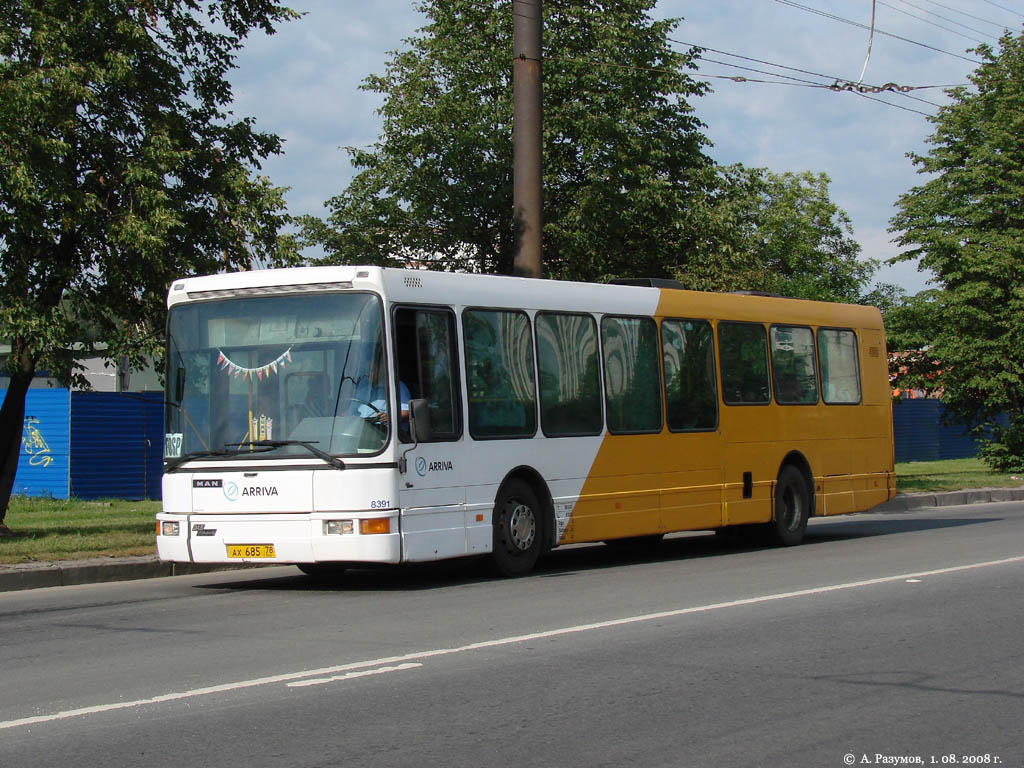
[165,292,389,461]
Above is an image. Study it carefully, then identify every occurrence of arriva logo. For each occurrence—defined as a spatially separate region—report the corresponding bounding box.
[223,482,239,502]
[415,457,454,477]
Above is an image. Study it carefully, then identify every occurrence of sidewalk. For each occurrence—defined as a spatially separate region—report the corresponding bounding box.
[3,487,1024,593]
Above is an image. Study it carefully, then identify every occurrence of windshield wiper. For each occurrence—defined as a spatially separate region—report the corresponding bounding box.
[231,439,346,470]
[163,446,272,473]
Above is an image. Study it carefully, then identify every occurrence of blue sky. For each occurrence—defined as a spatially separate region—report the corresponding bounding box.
[228,0,1024,294]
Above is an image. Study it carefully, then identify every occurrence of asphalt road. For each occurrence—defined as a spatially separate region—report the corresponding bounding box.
[1,503,1022,768]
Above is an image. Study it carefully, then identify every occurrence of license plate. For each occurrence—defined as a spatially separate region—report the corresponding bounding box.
[226,544,277,559]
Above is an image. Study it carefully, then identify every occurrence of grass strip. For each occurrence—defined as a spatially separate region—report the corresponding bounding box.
[0,497,159,565]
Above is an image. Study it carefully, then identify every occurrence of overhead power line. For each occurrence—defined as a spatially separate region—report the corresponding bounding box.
[977,0,1024,19]
[877,0,990,43]
[892,0,1001,38]
[856,0,878,84]
[668,37,956,107]
[547,52,941,117]
[772,0,983,63]
[917,0,1017,29]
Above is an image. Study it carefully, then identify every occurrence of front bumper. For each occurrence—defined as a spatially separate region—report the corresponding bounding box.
[156,512,401,565]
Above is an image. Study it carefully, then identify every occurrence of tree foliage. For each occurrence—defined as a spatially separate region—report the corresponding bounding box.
[677,165,876,302]
[890,30,1024,470]
[305,0,879,306]
[0,0,300,524]
[303,0,715,281]
[882,288,944,398]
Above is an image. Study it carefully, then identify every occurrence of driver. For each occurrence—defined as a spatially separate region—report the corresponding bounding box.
[352,348,411,433]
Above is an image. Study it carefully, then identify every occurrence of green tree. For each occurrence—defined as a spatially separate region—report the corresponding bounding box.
[678,165,877,302]
[883,289,944,398]
[890,30,1024,470]
[303,0,715,281]
[0,0,300,530]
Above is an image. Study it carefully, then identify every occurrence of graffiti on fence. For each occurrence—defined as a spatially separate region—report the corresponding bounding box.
[22,417,54,468]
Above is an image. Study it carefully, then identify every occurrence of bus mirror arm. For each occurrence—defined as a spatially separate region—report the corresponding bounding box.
[174,368,186,404]
[399,399,431,474]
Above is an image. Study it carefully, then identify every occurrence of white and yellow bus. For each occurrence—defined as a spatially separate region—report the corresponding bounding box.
[157,266,894,577]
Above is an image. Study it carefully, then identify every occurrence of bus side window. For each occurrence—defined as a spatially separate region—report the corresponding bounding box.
[818,328,862,404]
[662,318,718,430]
[770,325,819,405]
[718,321,771,405]
[601,315,662,434]
[535,312,603,437]
[463,309,537,439]
[394,307,461,442]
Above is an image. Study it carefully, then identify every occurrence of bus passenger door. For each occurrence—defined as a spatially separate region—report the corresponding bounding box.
[392,306,469,561]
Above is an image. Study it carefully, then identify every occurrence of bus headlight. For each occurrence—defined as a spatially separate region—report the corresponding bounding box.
[324,520,354,535]
[161,521,180,537]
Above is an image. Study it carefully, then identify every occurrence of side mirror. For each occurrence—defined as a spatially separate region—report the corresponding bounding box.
[174,368,186,403]
[408,398,432,444]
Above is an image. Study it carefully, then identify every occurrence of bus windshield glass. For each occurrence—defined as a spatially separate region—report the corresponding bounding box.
[165,292,389,461]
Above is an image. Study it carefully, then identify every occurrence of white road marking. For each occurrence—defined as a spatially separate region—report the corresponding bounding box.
[287,663,423,687]
[2,554,1021,731]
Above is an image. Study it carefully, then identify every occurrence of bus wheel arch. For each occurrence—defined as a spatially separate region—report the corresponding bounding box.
[769,453,814,546]
[490,468,553,577]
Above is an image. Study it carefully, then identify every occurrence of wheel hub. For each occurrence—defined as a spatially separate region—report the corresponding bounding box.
[508,503,536,551]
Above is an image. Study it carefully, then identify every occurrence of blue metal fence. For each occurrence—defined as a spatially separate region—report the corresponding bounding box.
[69,392,163,500]
[0,388,71,498]
[891,398,982,463]
[2,388,162,500]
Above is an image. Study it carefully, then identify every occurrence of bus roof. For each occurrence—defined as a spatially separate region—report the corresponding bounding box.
[167,265,883,330]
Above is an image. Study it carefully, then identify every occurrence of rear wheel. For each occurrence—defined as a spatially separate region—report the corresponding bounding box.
[491,479,544,577]
[767,465,810,546]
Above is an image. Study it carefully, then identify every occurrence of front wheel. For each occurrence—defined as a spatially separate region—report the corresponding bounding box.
[767,465,810,546]
[491,479,544,577]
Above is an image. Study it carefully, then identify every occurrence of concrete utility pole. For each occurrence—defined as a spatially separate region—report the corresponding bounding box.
[512,0,543,278]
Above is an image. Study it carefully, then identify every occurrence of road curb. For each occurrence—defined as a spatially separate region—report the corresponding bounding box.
[0,556,260,593]
[869,486,1024,513]
[4,487,1024,593]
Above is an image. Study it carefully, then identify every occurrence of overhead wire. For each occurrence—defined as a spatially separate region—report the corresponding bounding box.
[856,0,878,83]
[891,0,1001,37]
[976,0,1024,19]
[545,52,939,117]
[667,37,954,108]
[772,0,983,63]
[917,0,1017,28]
[876,0,990,43]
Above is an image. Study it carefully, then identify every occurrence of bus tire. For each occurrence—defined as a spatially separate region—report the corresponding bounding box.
[491,479,543,577]
[768,465,810,546]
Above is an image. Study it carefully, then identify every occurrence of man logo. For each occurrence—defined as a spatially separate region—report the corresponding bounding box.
[223,481,239,502]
